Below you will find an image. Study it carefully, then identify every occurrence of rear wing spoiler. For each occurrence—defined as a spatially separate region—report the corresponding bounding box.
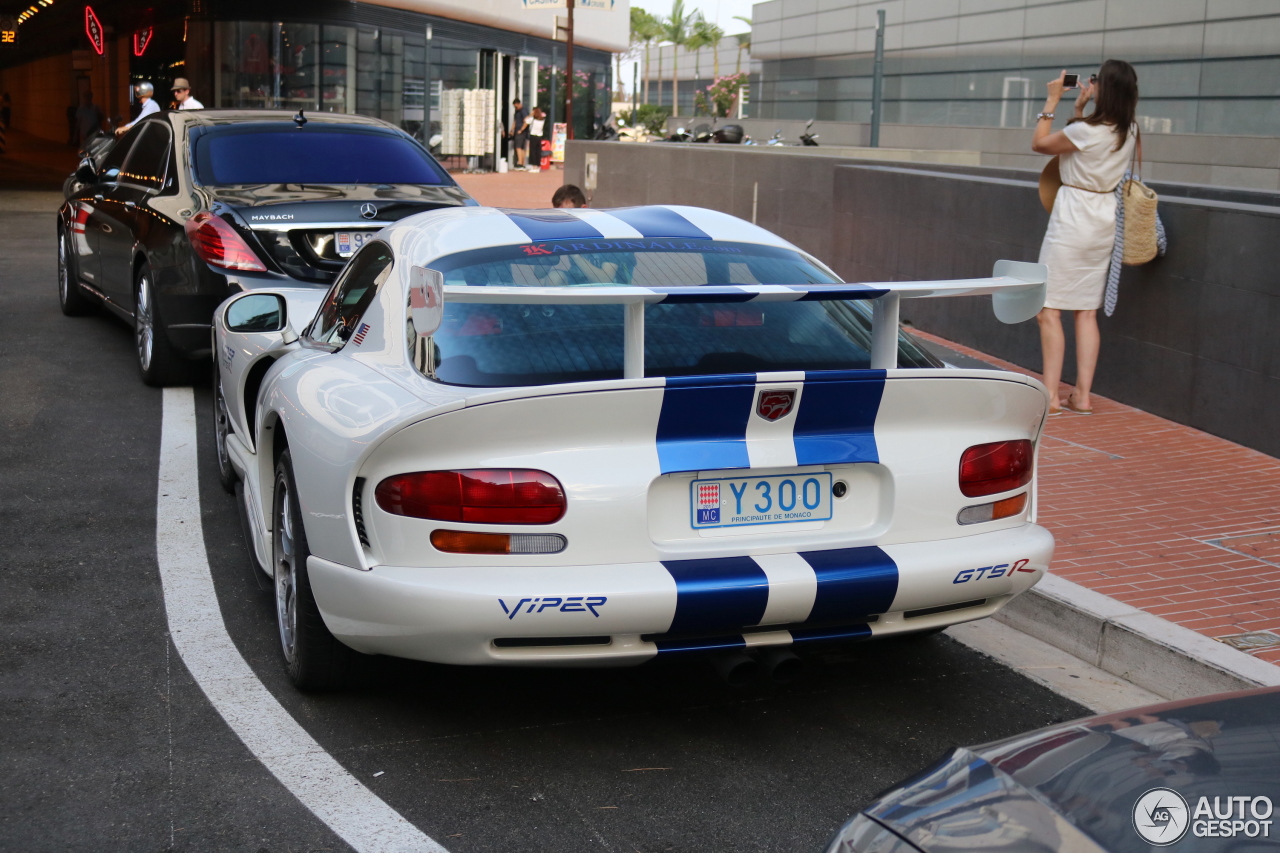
[416,260,1046,377]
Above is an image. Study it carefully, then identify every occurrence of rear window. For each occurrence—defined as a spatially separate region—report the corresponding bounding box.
[193,125,447,186]
[410,240,940,387]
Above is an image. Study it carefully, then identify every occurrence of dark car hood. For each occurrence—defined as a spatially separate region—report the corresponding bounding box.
[204,183,474,223]
[861,687,1280,853]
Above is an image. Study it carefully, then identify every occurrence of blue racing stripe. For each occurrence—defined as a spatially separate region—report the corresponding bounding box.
[607,207,711,239]
[501,209,603,241]
[653,635,746,655]
[795,286,889,301]
[792,370,886,465]
[650,287,756,303]
[656,376,754,473]
[662,556,769,635]
[789,623,874,643]
[799,546,899,624]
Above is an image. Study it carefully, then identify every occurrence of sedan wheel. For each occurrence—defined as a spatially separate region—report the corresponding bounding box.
[135,275,155,372]
[134,265,183,387]
[271,449,356,690]
[57,229,92,316]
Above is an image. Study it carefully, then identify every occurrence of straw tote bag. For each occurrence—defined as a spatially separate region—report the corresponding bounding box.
[1122,131,1160,265]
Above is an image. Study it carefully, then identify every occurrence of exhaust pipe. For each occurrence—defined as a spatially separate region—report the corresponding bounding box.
[713,652,761,687]
[759,648,804,684]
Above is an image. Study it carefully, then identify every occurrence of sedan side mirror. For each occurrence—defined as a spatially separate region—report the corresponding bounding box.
[75,159,98,185]
[226,293,287,333]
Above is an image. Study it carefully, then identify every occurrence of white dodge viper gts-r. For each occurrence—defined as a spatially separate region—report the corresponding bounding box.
[211,204,1054,689]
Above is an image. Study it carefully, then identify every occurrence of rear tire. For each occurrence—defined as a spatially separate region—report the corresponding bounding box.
[135,264,184,387]
[212,367,237,494]
[58,228,93,316]
[273,449,356,690]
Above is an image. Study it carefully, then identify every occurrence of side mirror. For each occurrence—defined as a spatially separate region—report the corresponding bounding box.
[409,266,444,337]
[226,293,287,333]
[75,159,98,185]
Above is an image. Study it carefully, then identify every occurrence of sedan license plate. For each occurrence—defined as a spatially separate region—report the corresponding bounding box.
[334,231,374,258]
[691,472,832,530]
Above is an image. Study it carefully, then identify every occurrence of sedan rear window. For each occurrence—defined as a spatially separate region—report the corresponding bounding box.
[410,241,940,387]
[193,126,447,186]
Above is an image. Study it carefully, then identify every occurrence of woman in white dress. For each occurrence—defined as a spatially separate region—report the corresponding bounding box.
[1031,60,1139,415]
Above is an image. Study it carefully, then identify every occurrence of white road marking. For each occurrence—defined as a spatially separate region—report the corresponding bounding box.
[157,388,447,853]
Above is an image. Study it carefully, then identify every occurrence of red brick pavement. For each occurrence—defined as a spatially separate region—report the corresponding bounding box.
[912,329,1280,665]
[445,170,1280,665]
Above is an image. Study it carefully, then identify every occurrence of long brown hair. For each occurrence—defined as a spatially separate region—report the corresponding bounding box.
[1083,59,1138,150]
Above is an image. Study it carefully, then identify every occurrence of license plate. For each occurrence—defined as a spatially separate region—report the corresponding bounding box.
[334,231,374,258]
[690,472,833,530]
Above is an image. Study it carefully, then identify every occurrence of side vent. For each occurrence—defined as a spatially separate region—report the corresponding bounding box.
[352,477,370,548]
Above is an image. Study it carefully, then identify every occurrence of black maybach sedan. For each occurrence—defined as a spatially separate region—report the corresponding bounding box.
[57,109,474,385]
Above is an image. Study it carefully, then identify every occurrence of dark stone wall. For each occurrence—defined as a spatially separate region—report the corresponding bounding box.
[565,141,1280,457]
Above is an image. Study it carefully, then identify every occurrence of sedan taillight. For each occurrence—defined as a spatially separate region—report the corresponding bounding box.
[184,212,267,272]
[375,469,567,524]
[959,440,1033,497]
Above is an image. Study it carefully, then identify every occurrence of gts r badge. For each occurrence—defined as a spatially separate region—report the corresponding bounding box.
[756,389,796,421]
[499,596,607,619]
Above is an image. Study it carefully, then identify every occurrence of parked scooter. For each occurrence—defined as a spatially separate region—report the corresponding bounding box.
[799,118,820,146]
[664,126,692,142]
[764,129,786,146]
[712,124,744,144]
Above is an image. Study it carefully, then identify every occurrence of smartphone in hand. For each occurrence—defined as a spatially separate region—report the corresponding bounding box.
[1063,73,1079,88]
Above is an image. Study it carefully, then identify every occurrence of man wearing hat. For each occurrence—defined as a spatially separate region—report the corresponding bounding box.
[172,78,203,110]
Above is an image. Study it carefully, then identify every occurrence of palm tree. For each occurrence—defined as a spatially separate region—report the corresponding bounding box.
[733,16,751,77]
[695,20,725,82]
[630,7,662,106]
[661,0,694,115]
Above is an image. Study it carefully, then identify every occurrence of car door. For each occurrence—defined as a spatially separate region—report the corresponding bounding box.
[74,127,141,298]
[96,121,172,308]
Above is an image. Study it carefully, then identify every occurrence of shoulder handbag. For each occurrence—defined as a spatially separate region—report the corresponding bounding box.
[1122,129,1160,266]
[1038,155,1062,213]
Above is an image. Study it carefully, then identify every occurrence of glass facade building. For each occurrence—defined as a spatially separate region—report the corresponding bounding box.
[749,0,1280,136]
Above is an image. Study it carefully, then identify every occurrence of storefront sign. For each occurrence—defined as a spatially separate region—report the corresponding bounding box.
[552,122,567,163]
[133,26,153,57]
[0,16,18,47]
[84,6,104,55]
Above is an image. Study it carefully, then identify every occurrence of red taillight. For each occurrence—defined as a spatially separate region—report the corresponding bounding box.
[959,440,1033,497]
[184,212,267,272]
[375,469,566,524]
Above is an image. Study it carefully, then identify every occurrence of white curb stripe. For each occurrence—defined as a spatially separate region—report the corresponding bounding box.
[157,387,447,853]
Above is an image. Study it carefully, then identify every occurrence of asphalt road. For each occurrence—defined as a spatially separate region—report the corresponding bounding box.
[1,192,1088,853]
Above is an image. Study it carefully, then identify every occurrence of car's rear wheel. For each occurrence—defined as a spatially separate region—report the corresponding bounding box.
[273,449,356,690]
[58,229,93,316]
[213,367,237,494]
[135,264,184,387]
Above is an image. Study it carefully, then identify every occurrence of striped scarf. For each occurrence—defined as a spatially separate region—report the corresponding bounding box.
[1105,170,1168,317]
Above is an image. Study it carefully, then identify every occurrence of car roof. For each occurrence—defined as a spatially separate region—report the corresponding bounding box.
[382,205,805,269]
[162,109,402,132]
